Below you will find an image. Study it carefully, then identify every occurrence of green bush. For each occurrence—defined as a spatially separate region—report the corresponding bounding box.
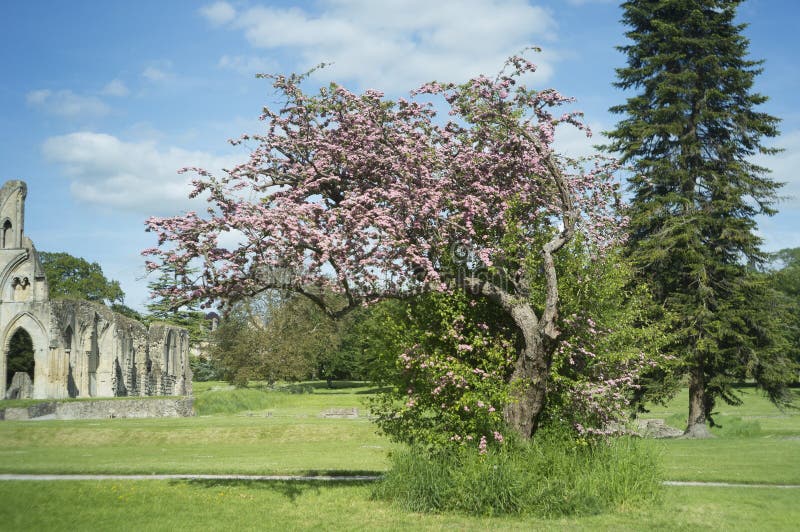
[373,431,662,517]
[189,355,223,382]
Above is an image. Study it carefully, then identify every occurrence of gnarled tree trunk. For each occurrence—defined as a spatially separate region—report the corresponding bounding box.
[503,333,552,438]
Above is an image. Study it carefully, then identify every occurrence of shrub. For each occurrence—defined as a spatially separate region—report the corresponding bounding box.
[189,355,223,382]
[373,430,662,517]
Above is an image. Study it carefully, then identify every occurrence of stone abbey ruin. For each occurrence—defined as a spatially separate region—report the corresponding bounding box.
[0,180,192,400]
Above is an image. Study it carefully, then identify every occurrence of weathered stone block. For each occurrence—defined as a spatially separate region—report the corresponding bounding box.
[5,371,32,399]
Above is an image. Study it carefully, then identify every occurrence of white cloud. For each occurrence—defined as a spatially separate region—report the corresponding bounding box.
[755,129,800,209]
[142,63,174,82]
[42,132,242,215]
[200,1,236,26]
[218,54,276,76]
[26,89,50,105]
[26,89,110,118]
[212,0,558,91]
[553,121,606,160]
[102,79,130,97]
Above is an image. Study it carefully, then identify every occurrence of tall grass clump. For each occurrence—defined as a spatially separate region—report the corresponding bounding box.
[374,430,662,517]
[193,386,287,415]
[713,416,762,437]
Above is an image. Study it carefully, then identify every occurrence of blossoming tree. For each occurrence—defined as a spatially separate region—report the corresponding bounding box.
[144,55,622,439]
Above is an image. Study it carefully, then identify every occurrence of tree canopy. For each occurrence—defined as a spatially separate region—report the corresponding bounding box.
[144,54,629,440]
[767,248,800,367]
[40,251,125,305]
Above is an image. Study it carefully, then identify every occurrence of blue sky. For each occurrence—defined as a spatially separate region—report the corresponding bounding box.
[1,0,798,311]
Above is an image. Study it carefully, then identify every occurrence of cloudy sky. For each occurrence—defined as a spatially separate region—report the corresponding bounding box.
[1,0,798,311]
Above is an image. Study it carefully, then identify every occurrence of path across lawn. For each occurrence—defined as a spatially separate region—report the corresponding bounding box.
[0,473,379,481]
[1,474,799,488]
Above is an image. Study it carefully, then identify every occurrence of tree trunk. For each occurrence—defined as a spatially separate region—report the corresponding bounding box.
[460,279,557,440]
[503,304,552,439]
[685,366,714,439]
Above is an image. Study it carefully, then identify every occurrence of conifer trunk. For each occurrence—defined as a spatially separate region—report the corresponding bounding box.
[685,366,713,438]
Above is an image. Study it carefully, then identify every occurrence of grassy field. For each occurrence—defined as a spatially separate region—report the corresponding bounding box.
[1,481,798,531]
[639,386,800,485]
[0,381,797,530]
[0,381,394,475]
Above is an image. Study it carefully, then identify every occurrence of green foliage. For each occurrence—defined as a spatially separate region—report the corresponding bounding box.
[543,241,678,429]
[206,290,403,386]
[374,431,662,517]
[261,293,340,381]
[40,251,125,305]
[369,242,675,447]
[335,300,409,384]
[209,292,343,386]
[767,248,800,367]
[369,291,518,451]
[209,310,271,387]
[606,0,795,423]
[189,355,222,382]
[146,269,210,343]
[110,303,144,322]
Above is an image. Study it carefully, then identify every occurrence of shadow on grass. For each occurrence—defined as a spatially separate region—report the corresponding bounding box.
[267,381,384,395]
[356,387,392,395]
[178,477,379,502]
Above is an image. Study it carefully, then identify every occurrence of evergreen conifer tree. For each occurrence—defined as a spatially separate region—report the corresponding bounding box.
[606,0,796,437]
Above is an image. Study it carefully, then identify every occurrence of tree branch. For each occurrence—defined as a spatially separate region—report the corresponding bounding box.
[525,132,578,340]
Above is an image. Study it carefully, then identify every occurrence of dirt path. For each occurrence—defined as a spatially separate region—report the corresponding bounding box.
[0,474,798,488]
[662,480,800,489]
[0,474,380,481]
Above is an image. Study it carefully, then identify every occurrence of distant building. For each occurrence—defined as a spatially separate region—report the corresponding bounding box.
[0,180,192,399]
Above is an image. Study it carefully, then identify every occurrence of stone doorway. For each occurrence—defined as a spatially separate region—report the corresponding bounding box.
[5,328,34,398]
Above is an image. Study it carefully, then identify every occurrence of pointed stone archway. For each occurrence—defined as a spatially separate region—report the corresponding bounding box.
[1,312,51,399]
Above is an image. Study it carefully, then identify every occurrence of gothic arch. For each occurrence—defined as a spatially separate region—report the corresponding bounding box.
[1,218,12,248]
[0,249,31,301]
[0,312,48,398]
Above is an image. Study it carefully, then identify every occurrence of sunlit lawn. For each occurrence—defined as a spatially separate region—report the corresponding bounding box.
[1,481,798,531]
[639,386,800,484]
[0,381,798,530]
[0,381,393,475]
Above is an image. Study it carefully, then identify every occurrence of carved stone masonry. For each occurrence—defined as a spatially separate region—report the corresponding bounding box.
[0,180,192,399]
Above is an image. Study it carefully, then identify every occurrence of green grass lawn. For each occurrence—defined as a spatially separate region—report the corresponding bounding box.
[639,386,800,485]
[0,481,797,531]
[0,381,393,475]
[0,381,797,530]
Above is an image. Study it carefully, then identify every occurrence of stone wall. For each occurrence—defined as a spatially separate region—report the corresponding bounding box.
[0,397,195,420]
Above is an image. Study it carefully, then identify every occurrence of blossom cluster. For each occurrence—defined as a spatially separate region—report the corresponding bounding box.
[142,54,623,314]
